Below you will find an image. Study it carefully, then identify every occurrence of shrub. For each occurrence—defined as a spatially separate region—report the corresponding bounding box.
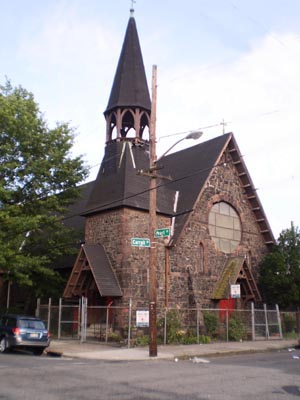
[107,332,122,342]
[282,313,296,333]
[199,335,211,344]
[228,313,247,341]
[203,311,218,337]
[158,309,183,344]
[133,335,149,347]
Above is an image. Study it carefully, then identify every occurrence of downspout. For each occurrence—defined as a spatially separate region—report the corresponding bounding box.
[165,191,179,307]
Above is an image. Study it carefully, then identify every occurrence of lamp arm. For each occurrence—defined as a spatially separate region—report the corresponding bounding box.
[156,138,184,163]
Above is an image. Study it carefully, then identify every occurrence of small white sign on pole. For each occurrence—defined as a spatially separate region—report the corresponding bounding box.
[230,284,241,299]
[136,310,149,327]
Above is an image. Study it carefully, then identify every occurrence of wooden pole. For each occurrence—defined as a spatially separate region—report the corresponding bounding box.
[149,65,158,357]
[165,246,169,308]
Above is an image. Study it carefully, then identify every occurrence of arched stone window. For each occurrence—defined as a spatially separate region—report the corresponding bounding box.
[208,202,241,254]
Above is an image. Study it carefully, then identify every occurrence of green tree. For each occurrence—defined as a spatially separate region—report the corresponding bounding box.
[0,80,88,302]
[259,222,300,309]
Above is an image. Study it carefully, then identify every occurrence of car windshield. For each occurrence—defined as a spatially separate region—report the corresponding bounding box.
[18,319,45,329]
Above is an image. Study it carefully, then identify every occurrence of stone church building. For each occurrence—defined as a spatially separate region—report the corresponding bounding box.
[63,11,275,313]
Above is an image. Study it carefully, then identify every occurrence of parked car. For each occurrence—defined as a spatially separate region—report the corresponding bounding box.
[0,314,50,355]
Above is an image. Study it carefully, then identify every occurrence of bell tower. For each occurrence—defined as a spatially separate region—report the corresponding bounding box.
[104,9,151,144]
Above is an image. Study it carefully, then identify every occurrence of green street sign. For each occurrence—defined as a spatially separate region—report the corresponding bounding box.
[131,238,151,247]
[154,227,170,238]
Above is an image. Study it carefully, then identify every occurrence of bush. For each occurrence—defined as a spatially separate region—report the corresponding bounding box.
[133,335,149,347]
[282,313,296,333]
[158,309,182,344]
[199,335,211,344]
[107,332,122,342]
[203,311,218,337]
[228,313,247,341]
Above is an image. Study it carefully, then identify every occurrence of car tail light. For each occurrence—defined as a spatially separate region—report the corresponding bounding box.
[47,331,50,338]
[12,327,21,336]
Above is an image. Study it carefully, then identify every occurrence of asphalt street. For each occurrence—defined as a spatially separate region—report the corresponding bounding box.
[0,348,299,399]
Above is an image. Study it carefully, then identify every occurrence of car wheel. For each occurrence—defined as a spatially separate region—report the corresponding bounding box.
[32,347,45,356]
[0,337,8,353]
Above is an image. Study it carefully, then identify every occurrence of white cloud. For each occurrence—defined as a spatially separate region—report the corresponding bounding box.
[156,33,300,238]
[8,2,300,238]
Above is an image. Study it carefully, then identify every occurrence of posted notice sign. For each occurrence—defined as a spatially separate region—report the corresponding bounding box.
[136,310,149,327]
[230,284,241,299]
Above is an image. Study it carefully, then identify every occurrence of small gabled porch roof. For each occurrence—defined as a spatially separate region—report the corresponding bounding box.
[212,257,262,303]
[63,244,122,299]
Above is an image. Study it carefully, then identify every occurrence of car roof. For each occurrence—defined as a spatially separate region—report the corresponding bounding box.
[1,314,42,320]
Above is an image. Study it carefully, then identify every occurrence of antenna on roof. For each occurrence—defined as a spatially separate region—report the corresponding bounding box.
[130,0,136,16]
[221,119,227,134]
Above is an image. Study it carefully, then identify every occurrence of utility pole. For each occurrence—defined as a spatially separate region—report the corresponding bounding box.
[146,65,202,357]
[149,64,158,357]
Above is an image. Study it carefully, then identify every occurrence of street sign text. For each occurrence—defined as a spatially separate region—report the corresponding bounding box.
[131,238,151,247]
[154,227,170,238]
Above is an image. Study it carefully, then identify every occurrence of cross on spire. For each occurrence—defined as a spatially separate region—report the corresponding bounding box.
[130,0,136,15]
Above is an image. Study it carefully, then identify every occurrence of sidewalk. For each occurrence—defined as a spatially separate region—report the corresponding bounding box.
[47,338,299,361]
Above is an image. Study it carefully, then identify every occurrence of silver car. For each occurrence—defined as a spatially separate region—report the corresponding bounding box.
[0,314,50,355]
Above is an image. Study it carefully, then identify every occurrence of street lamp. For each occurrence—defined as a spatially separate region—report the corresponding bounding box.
[148,65,202,357]
[157,131,203,162]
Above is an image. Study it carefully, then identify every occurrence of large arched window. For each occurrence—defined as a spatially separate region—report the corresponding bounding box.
[208,202,241,254]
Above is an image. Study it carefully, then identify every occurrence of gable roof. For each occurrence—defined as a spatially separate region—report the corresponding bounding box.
[212,257,261,302]
[161,132,275,247]
[161,133,231,244]
[75,132,274,250]
[83,140,175,216]
[104,15,151,115]
[63,243,122,298]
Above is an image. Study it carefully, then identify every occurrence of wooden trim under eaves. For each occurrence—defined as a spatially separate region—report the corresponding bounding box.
[63,244,122,299]
[227,137,275,248]
[212,257,262,304]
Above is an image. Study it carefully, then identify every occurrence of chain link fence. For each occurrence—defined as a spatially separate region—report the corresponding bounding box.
[36,298,297,347]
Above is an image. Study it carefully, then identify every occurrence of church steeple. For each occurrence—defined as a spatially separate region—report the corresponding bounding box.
[104,11,151,144]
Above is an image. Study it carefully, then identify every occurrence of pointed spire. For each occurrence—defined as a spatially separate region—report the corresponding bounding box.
[104,14,151,115]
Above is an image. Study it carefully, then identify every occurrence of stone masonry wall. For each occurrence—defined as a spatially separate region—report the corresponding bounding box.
[85,209,170,309]
[85,155,271,311]
[167,158,270,308]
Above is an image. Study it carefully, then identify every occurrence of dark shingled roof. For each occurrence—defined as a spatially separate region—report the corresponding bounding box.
[83,140,175,216]
[161,133,231,243]
[104,15,151,115]
[63,181,94,233]
[69,132,274,249]
[63,243,122,298]
[84,244,122,297]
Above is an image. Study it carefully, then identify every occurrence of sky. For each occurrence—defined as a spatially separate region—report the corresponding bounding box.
[1,0,300,239]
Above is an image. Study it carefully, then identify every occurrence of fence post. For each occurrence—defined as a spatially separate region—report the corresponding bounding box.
[264,304,269,339]
[35,298,40,318]
[226,309,229,342]
[47,298,52,333]
[251,302,255,341]
[196,309,200,344]
[105,305,110,343]
[164,309,167,345]
[58,298,62,340]
[77,298,81,339]
[275,304,283,339]
[296,309,300,343]
[80,297,87,343]
[128,298,132,349]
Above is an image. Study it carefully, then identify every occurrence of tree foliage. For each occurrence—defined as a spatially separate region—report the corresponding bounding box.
[259,222,300,309]
[0,80,88,298]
